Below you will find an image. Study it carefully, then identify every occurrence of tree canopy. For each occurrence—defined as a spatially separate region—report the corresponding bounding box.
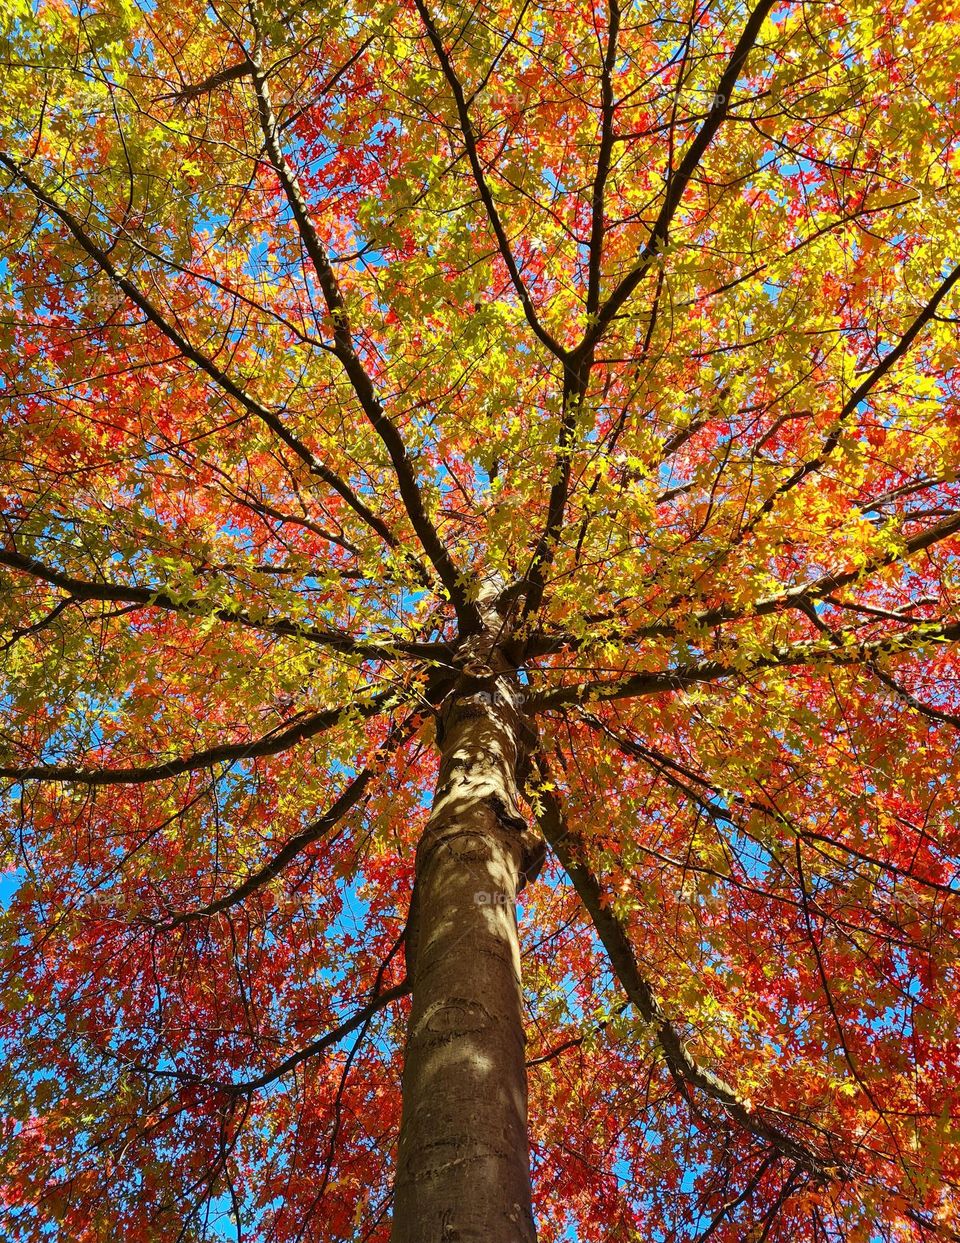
[2,0,960,1239]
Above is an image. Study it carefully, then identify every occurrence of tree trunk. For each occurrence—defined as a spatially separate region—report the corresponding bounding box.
[390,641,537,1243]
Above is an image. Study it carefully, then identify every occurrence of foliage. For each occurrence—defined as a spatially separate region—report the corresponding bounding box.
[2,0,960,1238]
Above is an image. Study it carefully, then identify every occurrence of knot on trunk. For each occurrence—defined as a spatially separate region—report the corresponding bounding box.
[420,997,493,1037]
[488,795,545,892]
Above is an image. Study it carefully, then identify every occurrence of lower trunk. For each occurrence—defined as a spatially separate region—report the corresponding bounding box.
[390,671,536,1243]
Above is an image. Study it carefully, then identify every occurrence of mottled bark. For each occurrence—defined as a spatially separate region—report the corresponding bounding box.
[391,623,537,1243]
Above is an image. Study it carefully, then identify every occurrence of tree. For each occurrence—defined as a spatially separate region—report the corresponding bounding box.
[1,0,960,1236]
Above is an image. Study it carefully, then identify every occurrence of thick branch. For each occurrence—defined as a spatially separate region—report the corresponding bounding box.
[0,547,448,663]
[585,0,621,317]
[158,60,251,103]
[161,767,373,926]
[868,662,960,731]
[159,715,420,925]
[518,0,774,618]
[128,980,410,1096]
[413,0,566,361]
[585,0,777,346]
[0,151,401,555]
[739,262,960,536]
[0,694,393,786]
[533,755,833,1176]
[248,56,474,627]
[525,507,960,656]
[530,619,960,711]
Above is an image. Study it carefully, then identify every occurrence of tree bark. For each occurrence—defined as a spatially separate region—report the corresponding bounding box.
[390,638,537,1243]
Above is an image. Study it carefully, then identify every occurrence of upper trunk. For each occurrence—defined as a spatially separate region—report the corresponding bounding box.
[390,621,537,1243]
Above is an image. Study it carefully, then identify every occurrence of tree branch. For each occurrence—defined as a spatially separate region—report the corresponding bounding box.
[0,547,448,663]
[0,151,403,558]
[516,0,775,618]
[867,662,960,731]
[248,53,475,628]
[157,60,251,104]
[581,711,960,899]
[525,506,960,656]
[738,262,960,537]
[126,980,410,1096]
[532,750,835,1177]
[585,0,777,346]
[585,0,621,318]
[413,0,566,362]
[529,618,960,711]
[158,715,420,926]
[0,694,393,786]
